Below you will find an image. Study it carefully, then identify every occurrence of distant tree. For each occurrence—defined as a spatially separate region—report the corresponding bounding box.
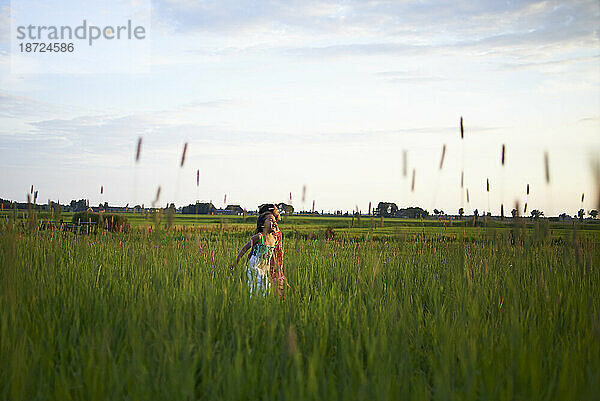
[559,212,569,220]
[397,207,428,218]
[473,209,479,220]
[590,210,598,219]
[511,208,518,218]
[530,209,543,219]
[433,208,439,216]
[377,202,398,217]
[578,208,585,221]
[458,208,464,219]
[277,202,294,215]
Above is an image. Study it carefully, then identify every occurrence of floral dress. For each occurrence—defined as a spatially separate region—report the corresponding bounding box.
[247,233,275,296]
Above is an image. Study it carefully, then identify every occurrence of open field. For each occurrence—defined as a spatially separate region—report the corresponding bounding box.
[1,214,599,400]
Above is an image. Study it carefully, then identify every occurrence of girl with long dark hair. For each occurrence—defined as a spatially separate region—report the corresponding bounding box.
[229,212,278,296]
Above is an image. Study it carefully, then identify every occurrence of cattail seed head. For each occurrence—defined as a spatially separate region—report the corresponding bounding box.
[100,185,104,194]
[524,202,528,214]
[486,178,490,192]
[501,144,505,166]
[402,150,408,177]
[302,185,306,203]
[411,169,416,192]
[30,185,33,194]
[196,169,200,187]
[460,171,464,188]
[466,188,470,203]
[460,117,464,139]
[527,184,530,195]
[439,144,446,170]
[581,193,584,203]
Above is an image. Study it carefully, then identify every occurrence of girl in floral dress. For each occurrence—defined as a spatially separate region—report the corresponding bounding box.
[229,212,278,297]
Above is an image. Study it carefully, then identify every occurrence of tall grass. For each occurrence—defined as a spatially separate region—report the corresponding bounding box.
[0,219,598,400]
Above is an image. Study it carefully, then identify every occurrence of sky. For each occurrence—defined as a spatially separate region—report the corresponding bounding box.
[0,0,599,215]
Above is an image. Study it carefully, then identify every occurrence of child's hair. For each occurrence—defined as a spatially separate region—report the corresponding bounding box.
[256,212,273,234]
[258,203,276,214]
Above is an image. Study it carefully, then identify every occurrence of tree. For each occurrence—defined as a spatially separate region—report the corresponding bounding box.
[559,212,569,221]
[377,202,398,217]
[511,208,518,218]
[277,202,294,215]
[433,208,440,216]
[473,209,479,220]
[590,209,598,219]
[530,209,543,219]
[458,208,464,219]
[578,208,585,221]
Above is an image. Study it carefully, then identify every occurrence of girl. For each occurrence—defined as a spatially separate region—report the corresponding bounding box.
[229,212,278,297]
[258,204,287,298]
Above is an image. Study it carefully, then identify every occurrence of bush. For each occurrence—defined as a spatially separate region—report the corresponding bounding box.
[72,212,129,232]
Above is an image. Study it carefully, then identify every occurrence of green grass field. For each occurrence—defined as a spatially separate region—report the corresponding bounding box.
[1,212,599,400]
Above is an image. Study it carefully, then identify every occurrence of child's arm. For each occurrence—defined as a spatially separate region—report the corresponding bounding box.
[229,234,259,270]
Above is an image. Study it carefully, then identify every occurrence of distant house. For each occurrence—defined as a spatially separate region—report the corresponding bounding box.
[222,205,244,215]
[181,202,216,215]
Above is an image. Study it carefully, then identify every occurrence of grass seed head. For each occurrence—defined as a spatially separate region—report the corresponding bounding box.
[180,143,188,168]
[135,137,142,162]
[287,325,297,355]
[544,152,550,184]
[439,144,446,170]
[152,186,161,207]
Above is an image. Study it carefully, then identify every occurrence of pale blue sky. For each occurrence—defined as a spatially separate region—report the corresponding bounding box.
[1,0,599,215]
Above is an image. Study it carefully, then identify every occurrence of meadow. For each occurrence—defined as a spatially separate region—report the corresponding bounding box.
[0,212,599,400]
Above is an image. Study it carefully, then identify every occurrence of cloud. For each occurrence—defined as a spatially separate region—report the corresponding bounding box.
[0,90,59,118]
[375,70,447,83]
[0,5,9,44]
[151,0,599,70]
